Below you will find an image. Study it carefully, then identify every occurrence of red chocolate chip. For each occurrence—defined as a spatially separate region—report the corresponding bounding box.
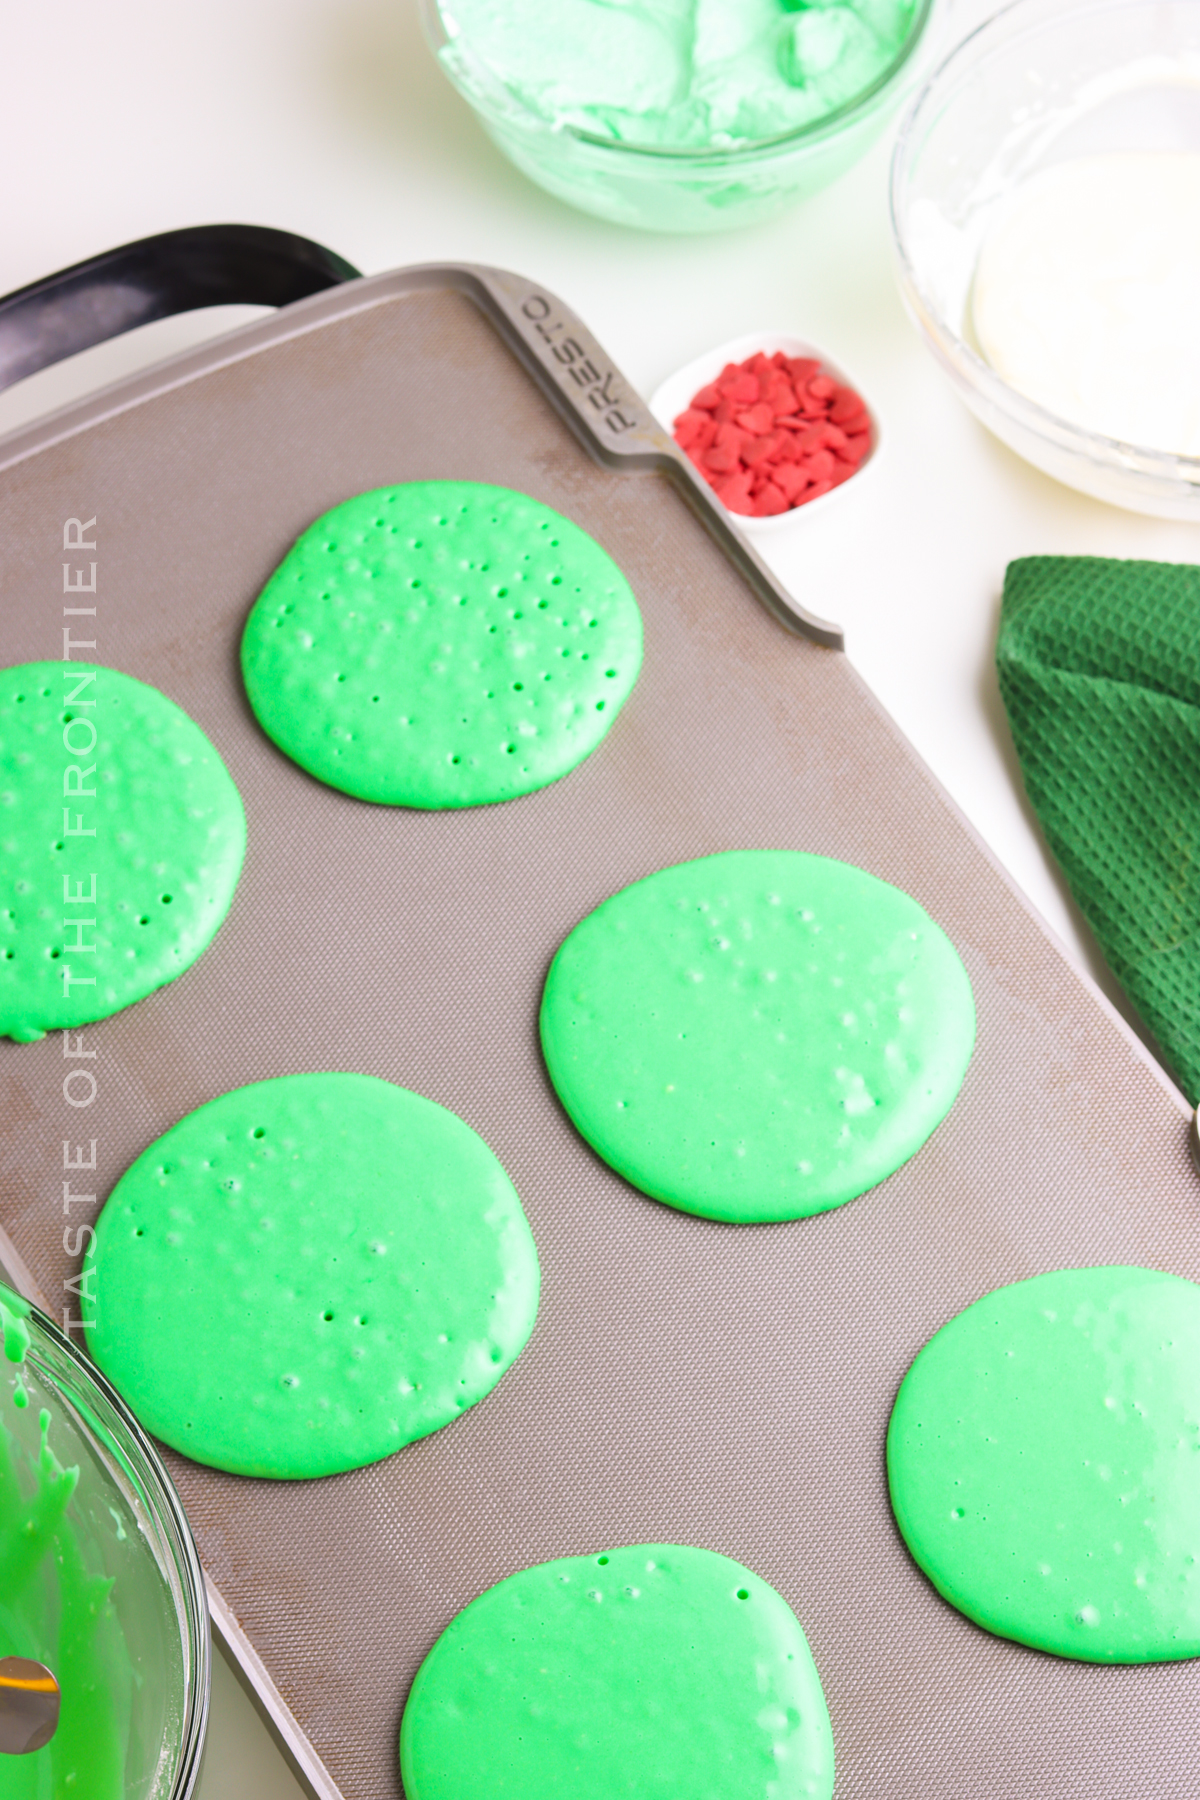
[720,372,760,405]
[764,377,797,416]
[694,416,718,451]
[775,463,813,502]
[703,443,741,474]
[715,420,751,452]
[743,431,784,467]
[830,386,866,423]
[714,470,755,513]
[735,402,775,436]
[802,448,837,482]
[752,482,790,517]
[672,408,713,450]
[790,423,828,453]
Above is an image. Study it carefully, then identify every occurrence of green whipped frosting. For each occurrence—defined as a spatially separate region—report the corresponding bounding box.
[438,0,920,148]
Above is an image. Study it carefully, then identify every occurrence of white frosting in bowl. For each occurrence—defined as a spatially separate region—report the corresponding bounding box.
[971,150,1200,455]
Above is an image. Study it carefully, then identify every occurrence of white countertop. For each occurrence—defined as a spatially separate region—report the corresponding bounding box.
[4,2,1199,1793]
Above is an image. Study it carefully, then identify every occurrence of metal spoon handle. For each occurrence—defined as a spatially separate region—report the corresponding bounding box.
[0,1656,60,1755]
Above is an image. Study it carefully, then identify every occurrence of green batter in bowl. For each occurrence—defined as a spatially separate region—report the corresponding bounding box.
[0,1280,208,1798]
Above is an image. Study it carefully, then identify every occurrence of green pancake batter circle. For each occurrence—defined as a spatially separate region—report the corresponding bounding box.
[0,661,245,1043]
[888,1266,1200,1662]
[539,849,975,1223]
[240,482,643,807]
[83,1073,540,1480]
[399,1543,835,1800]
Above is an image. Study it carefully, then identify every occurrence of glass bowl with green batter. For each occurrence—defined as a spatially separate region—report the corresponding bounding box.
[0,1281,209,1798]
[420,0,937,231]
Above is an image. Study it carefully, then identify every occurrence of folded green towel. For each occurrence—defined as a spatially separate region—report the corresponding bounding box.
[996,555,1200,1104]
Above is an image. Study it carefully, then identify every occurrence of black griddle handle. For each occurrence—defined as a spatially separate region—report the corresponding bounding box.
[0,224,362,392]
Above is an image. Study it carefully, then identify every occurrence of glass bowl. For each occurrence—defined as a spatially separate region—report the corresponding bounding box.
[0,1281,209,1797]
[890,0,1200,519]
[420,0,938,232]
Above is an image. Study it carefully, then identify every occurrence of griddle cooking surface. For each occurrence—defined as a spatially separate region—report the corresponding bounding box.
[1,271,1196,1799]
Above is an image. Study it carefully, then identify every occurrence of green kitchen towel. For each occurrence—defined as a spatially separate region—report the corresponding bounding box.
[996,555,1200,1104]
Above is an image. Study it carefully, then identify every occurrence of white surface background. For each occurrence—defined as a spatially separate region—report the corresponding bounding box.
[3,3,1198,1793]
